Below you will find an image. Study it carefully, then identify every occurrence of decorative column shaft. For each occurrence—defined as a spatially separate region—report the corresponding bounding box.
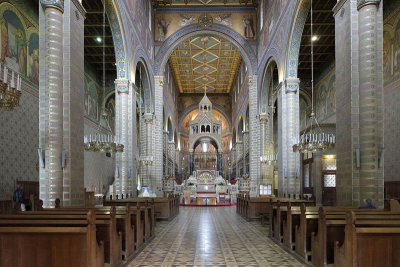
[189,152,194,175]
[143,113,153,188]
[115,79,130,196]
[154,76,164,196]
[357,0,384,206]
[259,114,267,184]
[163,131,168,175]
[248,75,260,196]
[217,152,223,174]
[39,0,64,208]
[243,131,249,174]
[168,141,175,176]
[278,79,300,198]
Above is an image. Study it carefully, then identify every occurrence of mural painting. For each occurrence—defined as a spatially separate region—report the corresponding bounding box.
[260,0,288,51]
[383,8,400,86]
[154,11,257,42]
[314,65,336,122]
[0,3,38,85]
[84,74,100,122]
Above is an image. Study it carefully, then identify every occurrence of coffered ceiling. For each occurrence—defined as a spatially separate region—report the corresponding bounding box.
[169,35,241,94]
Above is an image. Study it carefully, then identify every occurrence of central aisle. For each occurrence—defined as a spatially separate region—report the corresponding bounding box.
[129,207,304,267]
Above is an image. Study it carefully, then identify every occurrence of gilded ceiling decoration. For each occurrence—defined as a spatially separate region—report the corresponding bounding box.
[154,0,256,7]
[170,35,241,94]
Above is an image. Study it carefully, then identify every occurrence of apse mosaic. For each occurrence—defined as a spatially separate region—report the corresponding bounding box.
[154,11,257,42]
[383,4,400,86]
[169,35,241,94]
[0,2,39,86]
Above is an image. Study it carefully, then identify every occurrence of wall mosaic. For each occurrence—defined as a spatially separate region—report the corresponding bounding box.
[0,2,39,86]
[383,5,400,86]
[154,11,257,42]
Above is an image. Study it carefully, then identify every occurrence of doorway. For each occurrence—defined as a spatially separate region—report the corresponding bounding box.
[321,155,336,206]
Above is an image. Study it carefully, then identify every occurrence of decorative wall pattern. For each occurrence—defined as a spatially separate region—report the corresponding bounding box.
[0,90,38,200]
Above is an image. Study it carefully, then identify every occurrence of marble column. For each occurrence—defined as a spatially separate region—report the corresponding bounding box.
[143,113,153,189]
[357,0,384,207]
[163,131,168,176]
[278,79,300,198]
[217,152,223,175]
[259,114,267,184]
[168,141,175,176]
[39,0,64,208]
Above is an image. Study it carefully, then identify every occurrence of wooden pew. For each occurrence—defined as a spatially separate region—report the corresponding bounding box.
[311,207,400,267]
[334,211,400,267]
[1,207,123,266]
[0,210,104,267]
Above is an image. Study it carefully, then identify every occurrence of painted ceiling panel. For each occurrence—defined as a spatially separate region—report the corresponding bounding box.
[170,35,241,94]
[154,0,255,7]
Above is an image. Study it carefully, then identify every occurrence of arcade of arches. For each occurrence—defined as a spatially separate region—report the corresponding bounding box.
[0,0,399,266]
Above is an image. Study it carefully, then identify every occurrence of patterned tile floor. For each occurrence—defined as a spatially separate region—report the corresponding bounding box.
[129,206,305,267]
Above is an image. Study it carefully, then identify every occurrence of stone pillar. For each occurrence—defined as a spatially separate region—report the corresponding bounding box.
[163,131,168,176]
[278,79,300,198]
[243,131,249,174]
[39,0,64,208]
[259,114,267,184]
[168,141,175,176]
[143,113,153,188]
[357,0,384,206]
[128,83,137,196]
[248,75,260,196]
[62,0,86,205]
[236,141,242,176]
[154,76,164,196]
[334,0,384,207]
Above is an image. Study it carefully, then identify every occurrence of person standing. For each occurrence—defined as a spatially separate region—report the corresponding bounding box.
[13,184,25,211]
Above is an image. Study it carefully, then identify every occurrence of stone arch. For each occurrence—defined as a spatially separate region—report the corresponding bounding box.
[259,58,279,114]
[154,24,257,76]
[133,48,154,111]
[285,0,310,79]
[189,134,222,153]
[135,60,152,113]
[105,0,129,80]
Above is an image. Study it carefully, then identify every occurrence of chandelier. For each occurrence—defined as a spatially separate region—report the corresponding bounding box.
[0,66,22,111]
[292,0,335,154]
[83,3,123,153]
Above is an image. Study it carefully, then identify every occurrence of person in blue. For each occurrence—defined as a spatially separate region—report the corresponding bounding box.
[13,184,25,211]
[360,198,376,209]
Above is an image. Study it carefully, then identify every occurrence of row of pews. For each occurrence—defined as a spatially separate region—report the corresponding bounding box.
[269,199,400,267]
[0,196,180,267]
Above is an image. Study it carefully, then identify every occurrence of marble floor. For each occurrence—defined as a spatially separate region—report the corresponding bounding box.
[129,206,305,267]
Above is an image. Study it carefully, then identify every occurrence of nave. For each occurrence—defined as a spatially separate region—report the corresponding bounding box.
[129,207,303,267]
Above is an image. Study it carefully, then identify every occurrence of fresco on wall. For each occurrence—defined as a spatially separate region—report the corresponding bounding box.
[314,65,336,122]
[154,11,257,41]
[259,0,288,51]
[299,96,309,130]
[0,3,38,85]
[106,96,115,133]
[383,9,400,86]
[84,74,100,121]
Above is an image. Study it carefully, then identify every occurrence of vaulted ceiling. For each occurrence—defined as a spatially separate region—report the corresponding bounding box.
[169,35,242,94]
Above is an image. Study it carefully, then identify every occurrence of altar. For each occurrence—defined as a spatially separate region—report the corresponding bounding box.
[196,195,217,205]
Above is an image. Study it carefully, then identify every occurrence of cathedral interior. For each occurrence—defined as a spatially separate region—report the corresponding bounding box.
[0,0,400,266]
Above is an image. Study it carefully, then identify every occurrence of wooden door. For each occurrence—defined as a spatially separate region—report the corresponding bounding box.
[322,171,336,206]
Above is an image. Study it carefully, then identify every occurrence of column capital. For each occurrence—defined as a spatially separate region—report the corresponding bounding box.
[154,75,165,86]
[189,149,194,153]
[143,113,154,124]
[115,78,130,94]
[259,113,269,124]
[41,0,64,13]
[357,0,380,10]
[284,78,300,94]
